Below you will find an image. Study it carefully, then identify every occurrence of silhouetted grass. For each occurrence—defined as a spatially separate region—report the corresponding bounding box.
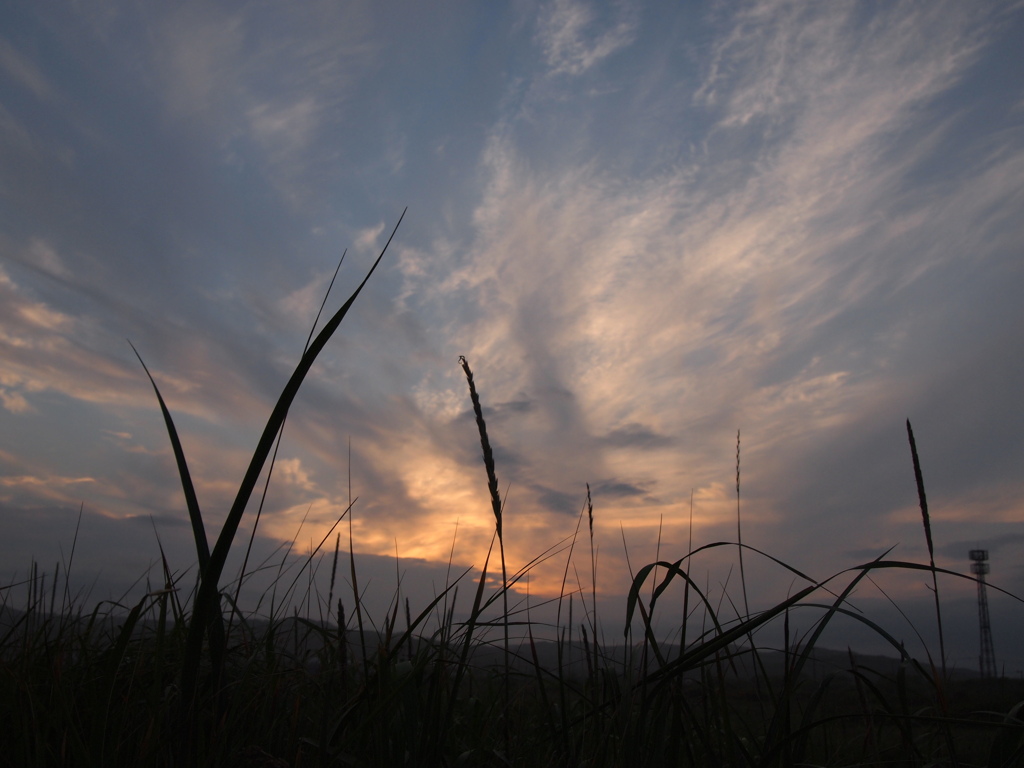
[3,222,1024,766]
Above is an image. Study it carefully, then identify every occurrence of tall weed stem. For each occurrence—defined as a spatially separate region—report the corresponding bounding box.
[907,419,947,677]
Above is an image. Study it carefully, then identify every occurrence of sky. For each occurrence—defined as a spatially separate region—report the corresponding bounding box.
[2,1,1023,674]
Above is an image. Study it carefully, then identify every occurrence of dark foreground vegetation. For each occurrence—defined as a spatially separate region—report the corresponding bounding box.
[3,216,1022,766]
[4,588,1024,768]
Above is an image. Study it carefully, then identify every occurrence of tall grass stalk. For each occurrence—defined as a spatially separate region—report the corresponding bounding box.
[907,419,947,678]
[458,354,510,749]
[586,483,600,664]
[736,429,750,619]
[346,437,369,681]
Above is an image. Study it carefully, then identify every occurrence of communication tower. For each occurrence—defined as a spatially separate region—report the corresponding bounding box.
[969,549,997,678]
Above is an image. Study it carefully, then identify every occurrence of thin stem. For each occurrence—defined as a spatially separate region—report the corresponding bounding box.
[907,419,947,677]
[736,429,750,618]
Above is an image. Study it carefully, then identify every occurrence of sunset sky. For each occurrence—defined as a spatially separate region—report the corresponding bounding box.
[2,1,1023,673]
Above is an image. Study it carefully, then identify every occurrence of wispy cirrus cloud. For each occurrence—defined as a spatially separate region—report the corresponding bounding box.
[535,0,637,77]
[0,38,53,101]
[387,0,1022,594]
[139,2,376,202]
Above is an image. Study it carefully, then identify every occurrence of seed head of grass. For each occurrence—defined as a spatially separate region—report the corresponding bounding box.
[458,355,502,540]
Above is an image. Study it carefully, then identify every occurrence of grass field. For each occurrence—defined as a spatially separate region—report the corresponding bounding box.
[3,221,1022,767]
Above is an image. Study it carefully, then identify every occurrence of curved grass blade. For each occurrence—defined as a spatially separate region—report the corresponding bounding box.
[632,548,903,691]
[647,581,820,688]
[846,559,1024,604]
[129,341,210,569]
[624,539,823,638]
[130,341,227,668]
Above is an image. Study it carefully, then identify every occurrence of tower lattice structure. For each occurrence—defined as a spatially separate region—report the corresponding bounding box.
[969,549,997,678]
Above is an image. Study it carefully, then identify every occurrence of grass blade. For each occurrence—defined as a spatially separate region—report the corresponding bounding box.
[179,209,405,729]
[130,340,226,670]
[129,342,211,570]
[907,419,947,676]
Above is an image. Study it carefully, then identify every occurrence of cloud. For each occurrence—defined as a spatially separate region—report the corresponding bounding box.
[384,1,1024,600]
[354,222,387,254]
[0,473,95,489]
[0,38,53,100]
[535,0,637,77]
[532,484,585,516]
[0,388,30,414]
[591,480,647,499]
[696,1,985,128]
[275,457,317,493]
[0,266,144,412]
[142,2,375,201]
[153,6,246,120]
[248,96,321,155]
[25,239,69,278]
[601,423,674,450]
